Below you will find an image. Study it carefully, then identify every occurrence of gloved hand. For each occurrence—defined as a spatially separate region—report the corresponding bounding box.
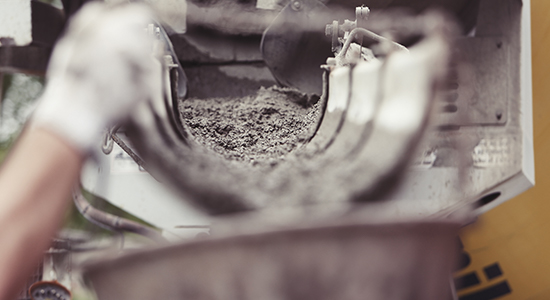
[31,2,162,153]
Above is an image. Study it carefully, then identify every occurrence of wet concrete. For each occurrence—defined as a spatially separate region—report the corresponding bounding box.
[180,86,321,164]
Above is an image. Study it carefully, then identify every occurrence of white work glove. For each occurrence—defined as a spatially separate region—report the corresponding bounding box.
[31,2,162,153]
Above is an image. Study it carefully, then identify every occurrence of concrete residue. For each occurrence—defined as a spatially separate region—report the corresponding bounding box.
[180,86,321,164]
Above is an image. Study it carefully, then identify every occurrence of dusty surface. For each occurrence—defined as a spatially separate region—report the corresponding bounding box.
[180,86,321,164]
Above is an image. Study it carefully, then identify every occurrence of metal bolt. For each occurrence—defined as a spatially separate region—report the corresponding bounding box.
[330,20,339,53]
[155,27,161,38]
[325,24,333,37]
[356,6,370,20]
[355,6,370,29]
[291,1,302,10]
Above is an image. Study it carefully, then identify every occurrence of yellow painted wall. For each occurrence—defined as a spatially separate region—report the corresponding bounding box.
[456,0,550,299]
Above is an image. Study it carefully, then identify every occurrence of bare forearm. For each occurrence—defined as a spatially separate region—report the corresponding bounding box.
[0,128,83,300]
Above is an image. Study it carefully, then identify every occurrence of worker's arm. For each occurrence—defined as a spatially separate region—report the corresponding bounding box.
[0,3,160,299]
[0,129,83,299]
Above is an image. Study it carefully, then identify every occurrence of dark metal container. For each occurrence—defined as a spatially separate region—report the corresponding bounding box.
[84,219,459,300]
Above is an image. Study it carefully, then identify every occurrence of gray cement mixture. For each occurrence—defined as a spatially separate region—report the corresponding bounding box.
[180,86,321,165]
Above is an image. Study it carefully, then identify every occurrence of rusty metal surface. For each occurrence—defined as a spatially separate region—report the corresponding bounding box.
[84,219,460,300]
